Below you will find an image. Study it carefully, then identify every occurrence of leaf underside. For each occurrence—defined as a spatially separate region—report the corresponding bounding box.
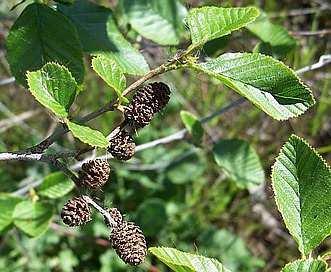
[193,53,314,120]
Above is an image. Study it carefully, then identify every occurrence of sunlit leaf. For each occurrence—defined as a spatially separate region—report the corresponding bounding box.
[66,119,109,148]
[192,53,314,120]
[91,56,128,103]
[149,247,232,272]
[281,259,327,272]
[38,172,75,199]
[180,111,203,146]
[187,6,259,47]
[272,135,331,255]
[27,63,78,117]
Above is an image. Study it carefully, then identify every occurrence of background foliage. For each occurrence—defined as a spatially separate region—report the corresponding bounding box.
[0,0,331,271]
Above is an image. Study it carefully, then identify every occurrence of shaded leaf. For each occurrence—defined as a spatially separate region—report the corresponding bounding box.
[0,194,25,235]
[91,56,128,103]
[187,6,259,47]
[180,111,203,146]
[54,0,73,5]
[122,0,187,45]
[66,119,109,148]
[7,3,84,87]
[149,247,232,272]
[247,12,296,59]
[272,135,331,255]
[38,172,75,199]
[213,139,264,189]
[13,201,54,238]
[166,151,206,184]
[193,53,314,120]
[57,1,149,75]
[136,198,167,237]
[198,228,265,271]
[27,63,78,117]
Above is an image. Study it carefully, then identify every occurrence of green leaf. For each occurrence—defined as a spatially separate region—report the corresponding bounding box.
[27,63,78,117]
[91,56,128,103]
[149,247,232,272]
[122,0,187,45]
[13,201,54,238]
[281,259,328,272]
[193,53,315,120]
[166,151,206,184]
[7,3,84,87]
[57,1,149,75]
[213,139,264,189]
[66,119,109,148]
[136,199,167,237]
[198,228,265,271]
[247,12,296,59]
[0,194,25,235]
[180,111,203,146]
[38,172,75,199]
[272,135,331,256]
[187,6,259,47]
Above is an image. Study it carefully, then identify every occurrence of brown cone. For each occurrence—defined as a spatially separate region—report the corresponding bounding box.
[133,82,171,113]
[108,130,135,161]
[61,197,91,227]
[124,102,154,129]
[104,207,123,227]
[79,159,110,189]
[109,221,147,266]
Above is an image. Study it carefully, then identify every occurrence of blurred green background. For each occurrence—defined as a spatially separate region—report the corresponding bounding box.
[0,0,331,271]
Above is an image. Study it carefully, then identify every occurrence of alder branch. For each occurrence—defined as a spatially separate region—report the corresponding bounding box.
[295,54,331,75]
[27,60,182,153]
[5,53,331,199]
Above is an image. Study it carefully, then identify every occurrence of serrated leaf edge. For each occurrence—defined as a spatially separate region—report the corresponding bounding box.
[26,62,79,117]
[149,246,224,271]
[188,6,260,46]
[271,134,331,255]
[91,56,129,103]
[192,52,315,120]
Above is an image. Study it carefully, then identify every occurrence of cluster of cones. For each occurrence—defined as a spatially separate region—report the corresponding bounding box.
[60,82,171,266]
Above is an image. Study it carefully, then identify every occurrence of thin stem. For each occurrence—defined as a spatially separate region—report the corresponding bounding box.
[82,195,117,227]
